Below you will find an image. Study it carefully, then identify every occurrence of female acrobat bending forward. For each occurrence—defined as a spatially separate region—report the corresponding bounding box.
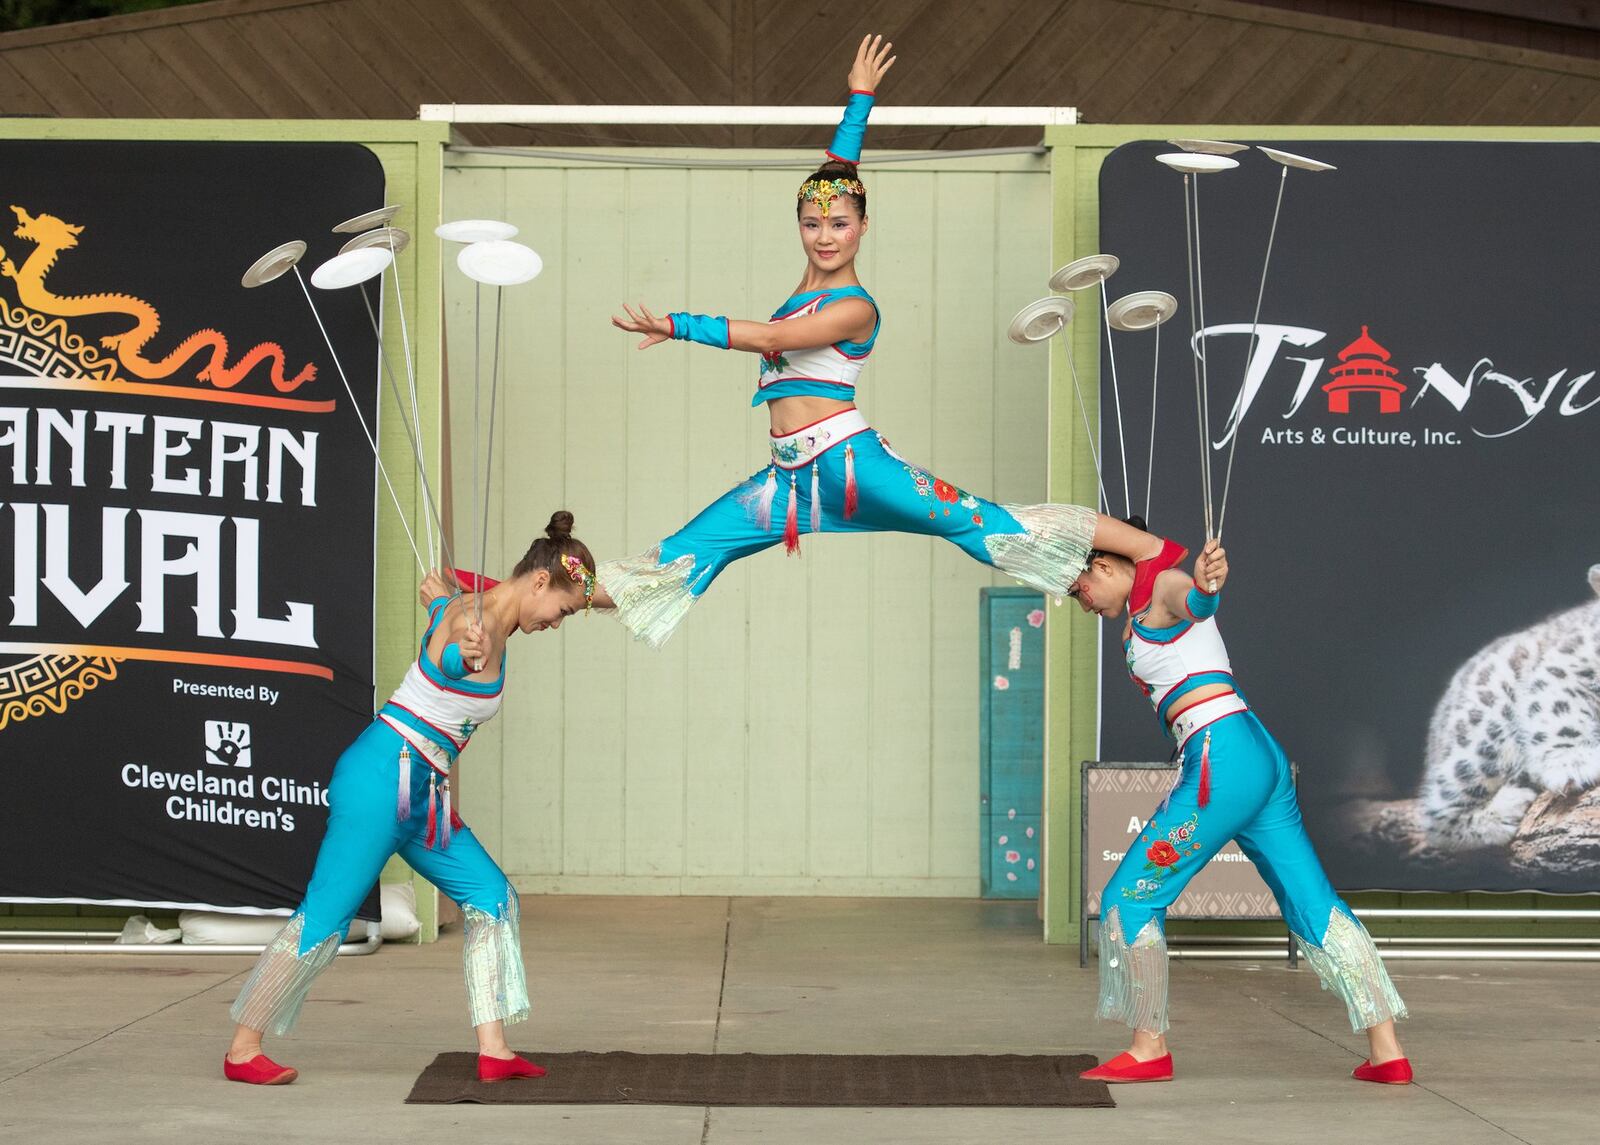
[598,36,1158,641]
[1071,530,1412,1085]
[222,514,597,1086]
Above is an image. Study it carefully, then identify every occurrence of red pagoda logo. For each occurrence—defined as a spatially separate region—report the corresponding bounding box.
[1323,325,1405,414]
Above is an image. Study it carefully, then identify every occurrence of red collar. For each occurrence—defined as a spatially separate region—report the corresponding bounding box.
[1129,537,1188,615]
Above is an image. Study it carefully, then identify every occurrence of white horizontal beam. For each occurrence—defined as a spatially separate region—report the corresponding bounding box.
[419,103,1077,127]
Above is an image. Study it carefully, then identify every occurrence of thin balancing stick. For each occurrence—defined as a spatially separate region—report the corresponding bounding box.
[1216,164,1287,542]
[476,286,505,628]
[1100,277,1133,518]
[290,265,425,574]
[356,283,458,581]
[1144,321,1161,525]
[1058,329,1110,513]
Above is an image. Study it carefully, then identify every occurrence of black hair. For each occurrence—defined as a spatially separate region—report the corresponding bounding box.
[511,510,595,593]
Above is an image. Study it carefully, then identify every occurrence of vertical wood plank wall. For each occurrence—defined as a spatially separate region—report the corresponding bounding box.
[442,149,1054,896]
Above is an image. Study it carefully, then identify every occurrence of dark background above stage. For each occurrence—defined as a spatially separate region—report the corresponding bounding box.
[2,1,1600,150]
[1098,138,1600,893]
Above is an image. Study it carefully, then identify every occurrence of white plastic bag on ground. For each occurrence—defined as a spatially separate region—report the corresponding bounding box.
[115,914,183,944]
[380,882,420,941]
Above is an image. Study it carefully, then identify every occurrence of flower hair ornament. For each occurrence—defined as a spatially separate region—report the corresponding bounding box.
[797,176,865,217]
[562,554,596,611]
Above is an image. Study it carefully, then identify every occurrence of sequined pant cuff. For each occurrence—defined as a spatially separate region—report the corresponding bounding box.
[1293,907,1409,1032]
[596,548,699,648]
[983,502,1098,598]
[228,913,343,1037]
[462,890,530,1028]
[1096,907,1171,1034]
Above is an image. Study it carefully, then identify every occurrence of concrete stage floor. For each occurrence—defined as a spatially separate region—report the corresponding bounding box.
[1,897,1592,1144]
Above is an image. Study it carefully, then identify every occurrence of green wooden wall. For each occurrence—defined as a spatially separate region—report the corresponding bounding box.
[1041,123,1600,946]
[440,148,1056,895]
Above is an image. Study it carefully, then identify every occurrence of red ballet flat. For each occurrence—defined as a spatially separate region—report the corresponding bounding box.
[1079,1051,1174,1083]
[1352,1057,1413,1084]
[478,1052,548,1082]
[222,1052,297,1085]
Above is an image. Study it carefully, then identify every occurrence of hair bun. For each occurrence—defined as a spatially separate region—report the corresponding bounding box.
[545,510,575,541]
[1123,514,1149,533]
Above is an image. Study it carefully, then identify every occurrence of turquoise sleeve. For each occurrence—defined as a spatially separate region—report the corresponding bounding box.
[440,643,470,680]
[667,312,731,349]
[1186,585,1220,619]
[827,91,875,163]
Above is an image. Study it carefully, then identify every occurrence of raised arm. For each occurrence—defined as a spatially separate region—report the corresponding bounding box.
[1151,539,1228,621]
[829,34,896,163]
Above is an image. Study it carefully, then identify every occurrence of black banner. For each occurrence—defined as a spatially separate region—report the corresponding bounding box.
[1098,140,1600,893]
[0,141,384,916]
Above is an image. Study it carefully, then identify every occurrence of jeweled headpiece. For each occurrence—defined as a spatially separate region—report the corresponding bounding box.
[561,554,595,611]
[797,176,866,217]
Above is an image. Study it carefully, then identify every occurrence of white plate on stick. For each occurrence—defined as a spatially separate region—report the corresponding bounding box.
[241,240,307,288]
[458,240,543,286]
[340,226,412,256]
[1106,290,1178,332]
[1167,138,1248,155]
[332,205,401,234]
[1049,253,1119,293]
[310,247,394,290]
[436,219,518,244]
[1258,146,1336,172]
[1006,295,1075,345]
[1155,153,1239,174]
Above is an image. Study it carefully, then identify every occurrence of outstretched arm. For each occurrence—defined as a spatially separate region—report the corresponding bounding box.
[611,299,876,355]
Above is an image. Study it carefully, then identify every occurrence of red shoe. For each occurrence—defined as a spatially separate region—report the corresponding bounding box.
[223,1052,297,1085]
[478,1052,547,1082]
[1352,1057,1413,1084]
[1079,1051,1174,1083]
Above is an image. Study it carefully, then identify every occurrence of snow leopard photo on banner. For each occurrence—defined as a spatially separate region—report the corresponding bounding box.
[1096,139,1600,893]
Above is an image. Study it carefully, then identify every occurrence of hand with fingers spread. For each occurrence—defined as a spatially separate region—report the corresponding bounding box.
[847,33,896,92]
[1196,538,1228,594]
[611,303,673,350]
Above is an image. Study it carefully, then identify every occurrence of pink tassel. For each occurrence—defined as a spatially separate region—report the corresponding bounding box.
[754,467,778,530]
[1198,730,1212,809]
[784,472,800,555]
[810,463,821,534]
[425,775,438,849]
[844,444,858,520]
[396,744,411,822]
[441,782,454,850]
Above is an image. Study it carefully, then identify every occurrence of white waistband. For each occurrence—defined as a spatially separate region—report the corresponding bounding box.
[1168,692,1249,750]
[769,408,870,470]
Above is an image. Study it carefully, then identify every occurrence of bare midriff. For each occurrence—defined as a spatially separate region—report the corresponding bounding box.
[1162,681,1238,729]
[766,394,857,436]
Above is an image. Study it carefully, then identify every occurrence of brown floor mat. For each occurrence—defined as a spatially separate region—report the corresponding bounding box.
[406,1051,1114,1107]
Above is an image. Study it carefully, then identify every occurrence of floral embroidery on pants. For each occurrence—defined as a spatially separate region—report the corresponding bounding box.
[1121,812,1204,901]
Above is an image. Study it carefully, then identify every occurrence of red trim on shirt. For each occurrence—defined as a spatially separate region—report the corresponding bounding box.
[384,699,466,749]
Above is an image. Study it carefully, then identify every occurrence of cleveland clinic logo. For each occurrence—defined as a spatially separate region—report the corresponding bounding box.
[1205,320,1598,448]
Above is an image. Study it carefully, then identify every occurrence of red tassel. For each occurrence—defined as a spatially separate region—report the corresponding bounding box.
[843,444,858,520]
[425,775,438,849]
[783,473,800,555]
[450,805,465,831]
[1197,730,1212,809]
